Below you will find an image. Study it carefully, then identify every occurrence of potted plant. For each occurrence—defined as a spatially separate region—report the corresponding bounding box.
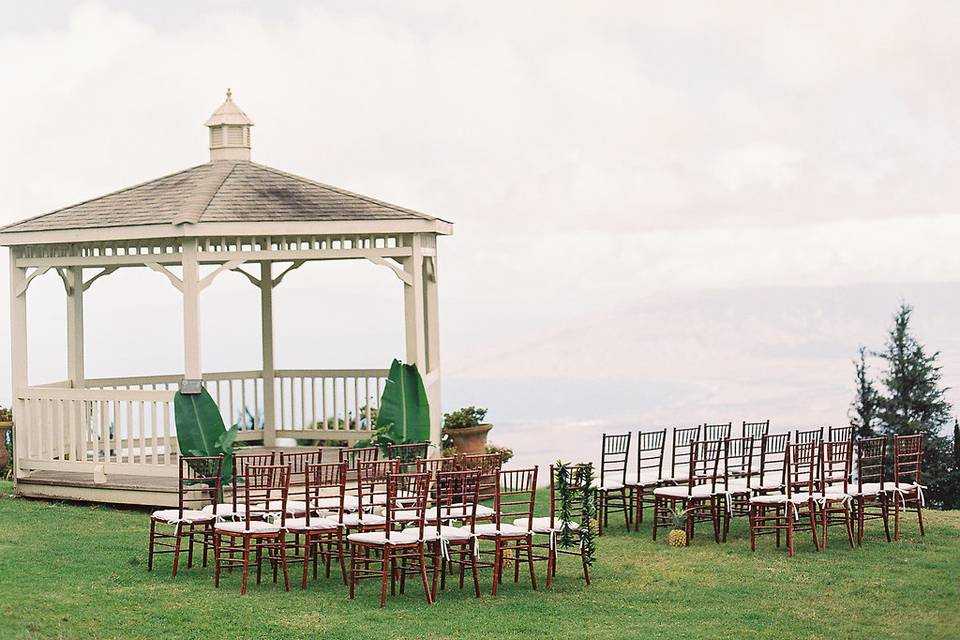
[443,406,493,455]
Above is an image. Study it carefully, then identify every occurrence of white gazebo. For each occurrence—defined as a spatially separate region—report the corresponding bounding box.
[2,90,451,505]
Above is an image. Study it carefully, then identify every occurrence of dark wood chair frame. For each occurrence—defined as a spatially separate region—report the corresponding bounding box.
[829,425,854,442]
[348,471,433,607]
[214,464,291,594]
[627,429,666,531]
[596,432,631,534]
[755,433,789,496]
[852,435,891,545]
[531,464,592,588]
[702,422,732,442]
[749,441,820,557]
[891,433,925,541]
[226,451,276,516]
[652,439,722,545]
[818,439,855,549]
[741,420,770,442]
[286,461,349,589]
[477,467,539,596]
[426,469,482,599]
[457,452,503,504]
[147,455,223,577]
[339,445,379,471]
[350,459,400,532]
[721,436,756,542]
[666,425,701,483]
[387,441,430,472]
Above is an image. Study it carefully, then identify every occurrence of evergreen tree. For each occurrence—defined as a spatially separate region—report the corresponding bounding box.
[875,303,953,506]
[849,346,880,438]
[945,420,960,510]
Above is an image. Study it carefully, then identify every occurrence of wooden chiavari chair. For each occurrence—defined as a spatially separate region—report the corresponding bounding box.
[890,433,925,541]
[148,455,223,577]
[214,464,291,594]
[818,439,855,549]
[342,459,398,532]
[741,419,770,442]
[755,433,789,496]
[387,441,430,472]
[529,464,592,588]
[279,449,323,516]
[475,467,539,596]
[415,469,482,599]
[702,422,732,441]
[626,429,666,529]
[652,439,723,544]
[348,471,433,607]
[339,445,379,471]
[829,425,854,442]
[458,452,502,521]
[665,426,701,484]
[720,436,756,542]
[749,442,820,557]
[793,427,824,446]
[202,450,275,520]
[595,433,631,534]
[285,461,348,588]
[851,435,891,545]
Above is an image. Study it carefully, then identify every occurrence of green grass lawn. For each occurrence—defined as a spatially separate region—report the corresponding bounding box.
[1,481,958,640]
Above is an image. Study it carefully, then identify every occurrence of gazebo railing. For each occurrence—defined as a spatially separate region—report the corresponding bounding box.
[15,368,388,478]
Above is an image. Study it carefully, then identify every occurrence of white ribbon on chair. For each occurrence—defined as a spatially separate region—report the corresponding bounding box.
[438,536,451,562]
[889,484,926,508]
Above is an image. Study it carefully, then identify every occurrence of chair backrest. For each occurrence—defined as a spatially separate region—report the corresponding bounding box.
[702,422,732,441]
[232,451,276,509]
[599,433,631,487]
[634,429,667,484]
[304,461,347,527]
[785,442,817,498]
[723,436,756,487]
[741,420,770,442]
[893,433,924,487]
[549,463,592,530]
[178,455,223,517]
[434,469,481,534]
[494,467,538,531]
[280,449,324,506]
[687,439,723,494]
[793,427,824,445]
[240,464,290,531]
[387,442,429,472]
[340,446,379,471]
[759,433,790,490]
[821,440,852,494]
[416,456,456,477]
[458,452,502,500]
[829,426,854,442]
[383,471,430,542]
[356,459,399,514]
[669,426,701,481]
[855,435,886,489]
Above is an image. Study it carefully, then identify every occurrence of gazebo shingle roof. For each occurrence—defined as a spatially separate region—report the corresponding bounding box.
[2,160,440,234]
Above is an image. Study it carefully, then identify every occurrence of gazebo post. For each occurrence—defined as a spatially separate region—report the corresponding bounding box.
[9,251,28,475]
[423,237,442,448]
[181,238,203,380]
[260,260,277,446]
[404,233,442,448]
[65,266,85,389]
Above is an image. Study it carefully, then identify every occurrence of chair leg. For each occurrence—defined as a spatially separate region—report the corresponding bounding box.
[187,523,195,569]
[844,505,855,548]
[278,533,289,592]
[787,513,794,558]
[471,546,481,597]
[337,531,348,585]
[893,493,901,541]
[349,544,357,599]
[491,539,502,596]
[881,495,891,542]
[527,538,537,591]
[240,536,251,595]
[147,519,156,572]
[379,548,390,608]
[652,498,660,541]
[916,497,925,537]
[809,503,820,552]
[856,497,865,546]
[301,534,311,590]
[419,545,434,605]
[213,533,222,588]
[171,523,182,578]
[749,505,756,552]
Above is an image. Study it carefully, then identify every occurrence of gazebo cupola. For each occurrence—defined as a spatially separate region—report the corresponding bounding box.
[1,90,452,505]
[205,88,254,161]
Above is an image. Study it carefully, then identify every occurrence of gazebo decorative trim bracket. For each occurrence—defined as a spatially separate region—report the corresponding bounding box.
[198,259,246,291]
[82,267,119,292]
[271,260,305,287]
[146,262,183,292]
[366,256,412,285]
[15,266,51,297]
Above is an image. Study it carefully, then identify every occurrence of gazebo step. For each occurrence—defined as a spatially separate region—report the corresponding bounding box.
[16,470,180,508]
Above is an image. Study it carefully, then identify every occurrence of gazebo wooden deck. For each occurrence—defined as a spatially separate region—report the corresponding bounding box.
[1,91,451,506]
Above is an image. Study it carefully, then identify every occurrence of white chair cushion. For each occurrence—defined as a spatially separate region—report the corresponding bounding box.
[749,492,820,505]
[652,484,713,499]
[314,495,360,511]
[625,477,663,487]
[251,500,307,516]
[284,516,339,531]
[474,522,531,537]
[411,525,475,542]
[519,517,580,534]
[201,503,246,518]
[151,509,214,524]
[214,520,280,534]
[341,512,386,527]
[592,480,624,491]
[347,530,418,545]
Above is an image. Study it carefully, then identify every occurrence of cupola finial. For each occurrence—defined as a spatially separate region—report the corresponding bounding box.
[204,89,253,162]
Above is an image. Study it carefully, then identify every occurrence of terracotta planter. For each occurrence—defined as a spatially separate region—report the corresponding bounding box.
[447,423,493,455]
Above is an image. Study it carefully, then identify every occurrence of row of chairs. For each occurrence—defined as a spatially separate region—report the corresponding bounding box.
[146,447,594,604]
[596,424,926,555]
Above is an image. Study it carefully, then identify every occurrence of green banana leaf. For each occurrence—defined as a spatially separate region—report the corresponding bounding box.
[175,387,237,485]
[375,359,430,446]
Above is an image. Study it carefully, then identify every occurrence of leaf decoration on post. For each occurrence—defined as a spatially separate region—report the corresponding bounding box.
[375,359,430,448]
[578,462,597,566]
[174,386,238,486]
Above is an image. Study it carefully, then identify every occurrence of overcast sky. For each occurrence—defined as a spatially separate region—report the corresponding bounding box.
[2,1,958,468]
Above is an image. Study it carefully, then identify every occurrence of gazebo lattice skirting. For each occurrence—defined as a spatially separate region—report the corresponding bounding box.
[2,91,451,505]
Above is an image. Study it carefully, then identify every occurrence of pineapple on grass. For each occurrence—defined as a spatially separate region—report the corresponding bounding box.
[668,505,689,547]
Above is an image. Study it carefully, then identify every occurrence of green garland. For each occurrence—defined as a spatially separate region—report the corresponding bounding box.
[578,462,597,565]
[554,460,596,566]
